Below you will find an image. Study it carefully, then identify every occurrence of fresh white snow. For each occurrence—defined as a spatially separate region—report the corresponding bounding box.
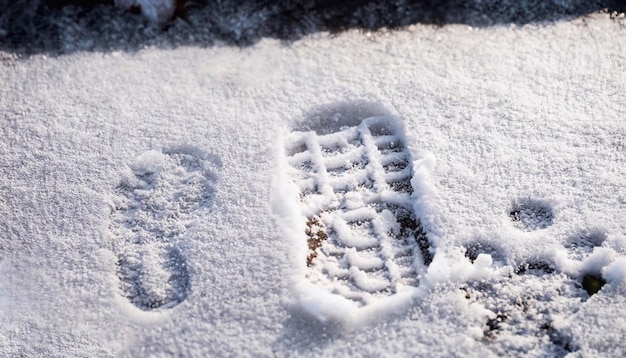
[1,11,625,357]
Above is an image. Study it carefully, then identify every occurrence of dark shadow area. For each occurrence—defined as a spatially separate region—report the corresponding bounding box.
[580,273,606,296]
[1,0,624,56]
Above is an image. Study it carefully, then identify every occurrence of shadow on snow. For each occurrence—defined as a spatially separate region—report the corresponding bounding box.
[0,0,624,56]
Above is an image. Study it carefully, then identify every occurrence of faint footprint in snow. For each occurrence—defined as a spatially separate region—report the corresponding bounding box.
[276,102,435,320]
[463,220,610,356]
[110,146,219,311]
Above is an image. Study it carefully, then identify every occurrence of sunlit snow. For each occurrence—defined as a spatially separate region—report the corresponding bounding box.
[1,7,625,357]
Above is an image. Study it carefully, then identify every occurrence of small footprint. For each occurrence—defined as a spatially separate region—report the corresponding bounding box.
[110,147,219,311]
[463,204,609,356]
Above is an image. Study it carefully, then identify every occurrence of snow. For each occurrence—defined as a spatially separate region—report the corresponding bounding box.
[1,9,626,357]
[604,257,626,287]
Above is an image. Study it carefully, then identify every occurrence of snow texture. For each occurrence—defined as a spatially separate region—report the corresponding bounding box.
[1,7,626,358]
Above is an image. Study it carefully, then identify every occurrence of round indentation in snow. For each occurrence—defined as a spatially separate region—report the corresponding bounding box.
[509,198,554,232]
[464,241,506,265]
[564,229,607,261]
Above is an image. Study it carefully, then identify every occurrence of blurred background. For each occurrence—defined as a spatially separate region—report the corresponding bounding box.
[1,0,625,54]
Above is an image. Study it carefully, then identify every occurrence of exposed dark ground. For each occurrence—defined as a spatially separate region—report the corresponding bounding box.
[1,0,625,55]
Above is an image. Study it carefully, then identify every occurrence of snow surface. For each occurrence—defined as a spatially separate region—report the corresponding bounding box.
[1,11,626,357]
